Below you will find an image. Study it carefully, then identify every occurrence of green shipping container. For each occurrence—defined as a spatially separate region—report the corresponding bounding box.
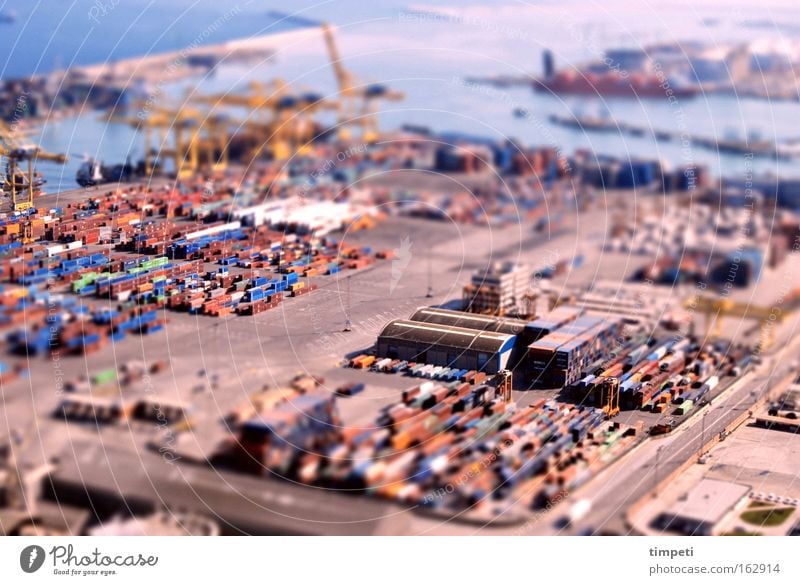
[677,400,693,415]
[91,368,118,385]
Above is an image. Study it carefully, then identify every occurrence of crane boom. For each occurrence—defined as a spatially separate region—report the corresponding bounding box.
[320,22,403,142]
[322,23,353,93]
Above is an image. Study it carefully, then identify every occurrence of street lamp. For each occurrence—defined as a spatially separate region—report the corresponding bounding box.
[653,445,665,498]
[426,253,433,298]
[344,275,352,332]
[698,411,708,462]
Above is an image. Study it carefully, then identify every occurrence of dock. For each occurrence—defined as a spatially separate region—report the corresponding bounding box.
[548,113,799,160]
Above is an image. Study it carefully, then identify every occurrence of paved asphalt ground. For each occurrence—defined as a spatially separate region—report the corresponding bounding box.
[4,184,798,534]
[516,326,800,536]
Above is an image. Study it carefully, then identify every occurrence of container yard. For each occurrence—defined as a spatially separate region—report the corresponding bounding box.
[1,3,800,563]
[200,371,641,523]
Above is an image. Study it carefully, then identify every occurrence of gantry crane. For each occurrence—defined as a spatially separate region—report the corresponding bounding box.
[600,377,620,417]
[321,22,403,142]
[196,79,291,114]
[686,295,800,350]
[287,89,339,155]
[192,80,336,161]
[497,370,513,402]
[104,102,229,178]
[0,120,67,212]
[156,103,230,175]
[193,79,292,161]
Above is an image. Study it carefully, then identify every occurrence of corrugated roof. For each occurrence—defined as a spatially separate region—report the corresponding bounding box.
[379,319,515,353]
[529,315,617,353]
[409,306,527,335]
[526,306,584,330]
[558,318,620,353]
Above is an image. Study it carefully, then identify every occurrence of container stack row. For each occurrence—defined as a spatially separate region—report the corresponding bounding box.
[221,376,637,516]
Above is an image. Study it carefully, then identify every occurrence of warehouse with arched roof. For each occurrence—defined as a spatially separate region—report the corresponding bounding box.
[377,318,516,373]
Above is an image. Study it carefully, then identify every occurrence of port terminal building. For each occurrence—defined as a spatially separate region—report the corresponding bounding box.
[377,305,619,381]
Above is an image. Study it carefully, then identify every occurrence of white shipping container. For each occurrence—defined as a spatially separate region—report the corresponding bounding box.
[185,221,241,240]
[419,381,435,395]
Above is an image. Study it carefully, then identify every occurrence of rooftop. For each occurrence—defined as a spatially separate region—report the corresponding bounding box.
[409,306,528,335]
[669,479,750,524]
[378,319,515,353]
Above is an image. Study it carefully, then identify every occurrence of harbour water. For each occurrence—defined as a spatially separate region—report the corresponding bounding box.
[5,0,800,192]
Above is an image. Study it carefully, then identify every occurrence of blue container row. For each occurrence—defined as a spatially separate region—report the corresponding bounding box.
[61,253,108,273]
[244,272,298,301]
[165,229,248,258]
[0,241,22,255]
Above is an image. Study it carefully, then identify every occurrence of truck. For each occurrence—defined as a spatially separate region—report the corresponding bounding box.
[650,418,677,436]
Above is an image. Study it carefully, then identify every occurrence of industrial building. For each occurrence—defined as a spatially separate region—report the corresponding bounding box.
[408,306,528,335]
[376,306,581,374]
[462,262,534,316]
[376,319,517,373]
[652,479,750,536]
[376,305,620,378]
[524,305,584,339]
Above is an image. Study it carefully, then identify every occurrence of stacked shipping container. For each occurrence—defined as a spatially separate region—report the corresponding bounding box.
[528,313,622,387]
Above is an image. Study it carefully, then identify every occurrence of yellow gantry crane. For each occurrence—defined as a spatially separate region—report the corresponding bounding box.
[287,89,339,155]
[194,79,293,160]
[0,120,67,212]
[192,80,337,161]
[321,22,403,142]
[600,377,620,417]
[150,102,231,176]
[196,79,291,114]
[687,295,791,349]
[100,24,400,174]
[104,102,229,178]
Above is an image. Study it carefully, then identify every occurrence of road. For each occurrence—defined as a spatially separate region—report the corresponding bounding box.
[46,439,410,535]
[536,331,800,536]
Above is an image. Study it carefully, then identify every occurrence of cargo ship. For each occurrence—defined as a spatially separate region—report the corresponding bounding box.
[534,69,699,98]
[75,157,151,187]
[534,49,699,99]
